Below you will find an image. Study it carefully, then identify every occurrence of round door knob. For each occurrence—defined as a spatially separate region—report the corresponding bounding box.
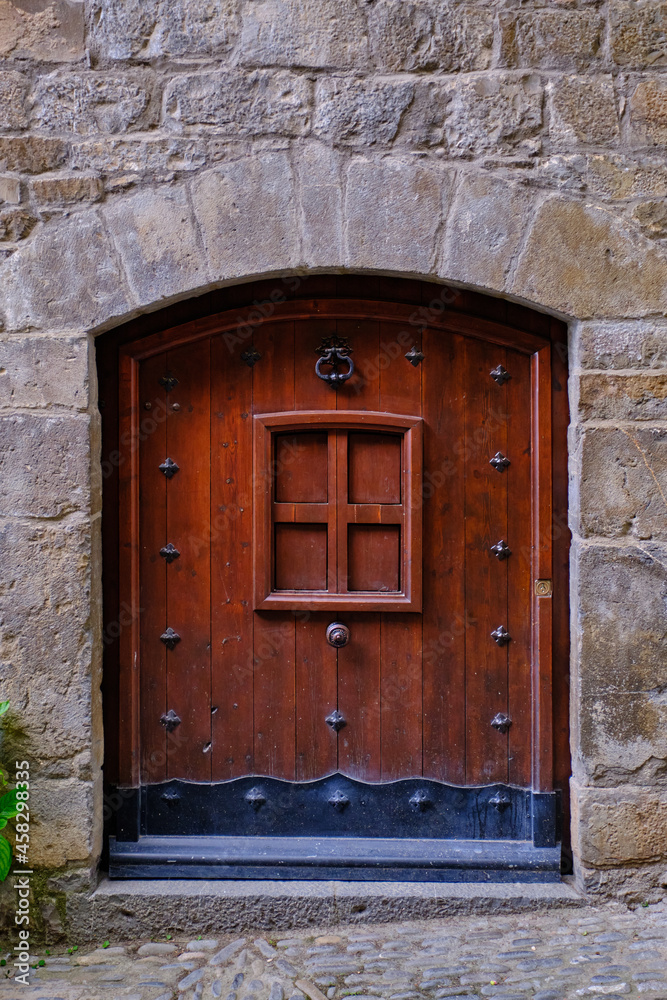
[326,622,350,648]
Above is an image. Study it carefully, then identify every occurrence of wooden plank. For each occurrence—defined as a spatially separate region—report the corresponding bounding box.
[464,338,509,785]
[294,318,338,410]
[532,343,554,792]
[165,339,212,781]
[296,611,338,780]
[210,333,254,781]
[138,354,168,784]
[117,350,141,787]
[337,613,381,781]
[337,319,380,411]
[421,329,466,783]
[252,320,296,778]
[505,348,533,788]
[380,615,422,780]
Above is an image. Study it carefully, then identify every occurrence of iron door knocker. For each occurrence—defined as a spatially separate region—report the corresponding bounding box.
[315,336,354,388]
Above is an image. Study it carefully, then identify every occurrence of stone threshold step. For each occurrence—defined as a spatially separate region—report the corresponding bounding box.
[67,877,584,940]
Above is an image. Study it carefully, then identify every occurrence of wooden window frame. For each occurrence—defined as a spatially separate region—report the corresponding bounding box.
[253,410,423,612]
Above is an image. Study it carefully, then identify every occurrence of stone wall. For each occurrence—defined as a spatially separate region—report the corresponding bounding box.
[0,0,667,932]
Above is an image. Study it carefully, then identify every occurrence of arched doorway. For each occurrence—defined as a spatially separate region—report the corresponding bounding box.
[98,274,570,880]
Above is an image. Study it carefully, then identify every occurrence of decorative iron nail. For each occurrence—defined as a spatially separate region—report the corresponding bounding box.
[159,543,180,563]
[160,627,181,650]
[159,374,179,392]
[325,709,346,733]
[409,789,432,812]
[203,742,212,753]
[490,365,511,386]
[489,791,511,812]
[161,788,180,804]
[160,709,181,732]
[489,452,511,472]
[245,787,266,811]
[405,346,425,367]
[241,348,262,367]
[490,625,511,646]
[159,457,180,479]
[491,712,512,734]
[328,789,350,812]
[490,539,512,561]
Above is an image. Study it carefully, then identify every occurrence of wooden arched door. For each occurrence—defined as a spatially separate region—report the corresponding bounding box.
[101,280,569,880]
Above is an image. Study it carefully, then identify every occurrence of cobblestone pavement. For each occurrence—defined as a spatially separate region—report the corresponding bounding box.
[1,901,665,1000]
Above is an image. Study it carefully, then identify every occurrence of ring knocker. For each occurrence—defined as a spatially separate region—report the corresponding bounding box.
[315,336,354,388]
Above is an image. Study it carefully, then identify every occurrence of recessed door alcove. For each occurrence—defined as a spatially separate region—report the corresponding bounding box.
[97,274,570,881]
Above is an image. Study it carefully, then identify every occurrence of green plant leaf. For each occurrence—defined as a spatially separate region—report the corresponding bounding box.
[0,819,8,831]
[0,791,18,821]
[0,836,11,882]
[0,702,9,717]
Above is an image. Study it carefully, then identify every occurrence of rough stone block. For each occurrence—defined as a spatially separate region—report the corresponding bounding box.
[0,70,28,131]
[631,198,667,239]
[0,413,91,517]
[576,319,667,368]
[578,427,667,542]
[0,210,131,333]
[500,10,603,70]
[191,153,299,281]
[314,78,414,146]
[441,174,537,293]
[89,0,239,60]
[70,136,226,177]
[369,1,493,73]
[295,142,344,266]
[629,78,667,146]
[572,542,667,784]
[30,779,97,867]
[32,71,158,136]
[444,74,543,158]
[611,0,667,68]
[165,70,311,137]
[572,783,667,867]
[579,372,667,420]
[0,175,20,203]
[30,172,102,204]
[0,0,84,62]
[0,519,96,765]
[103,186,210,307]
[586,152,667,200]
[0,333,89,409]
[0,135,67,173]
[241,0,369,69]
[512,198,667,319]
[576,690,667,787]
[548,76,620,147]
[345,158,449,275]
[0,207,35,241]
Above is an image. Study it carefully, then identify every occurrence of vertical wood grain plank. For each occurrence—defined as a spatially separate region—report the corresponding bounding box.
[296,611,338,779]
[165,339,212,781]
[337,613,381,781]
[505,348,533,788]
[464,338,509,785]
[421,329,466,783]
[211,333,254,780]
[138,354,168,784]
[252,321,296,777]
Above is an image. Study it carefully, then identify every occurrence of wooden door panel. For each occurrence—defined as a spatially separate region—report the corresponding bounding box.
[464,338,509,785]
[506,347,533,788]
[296,611,338,780]
[338,614,381,780]
[138,355,168,784]
[165,340,212,781]
[421,329,466,784]
[125,302,556,802]
[210,333,254,781]
[252,320,297,778]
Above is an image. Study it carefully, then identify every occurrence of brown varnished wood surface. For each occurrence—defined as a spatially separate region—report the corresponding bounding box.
[106,286,568,808]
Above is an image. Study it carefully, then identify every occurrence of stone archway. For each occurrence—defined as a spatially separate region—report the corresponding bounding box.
[2,149,667,908]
